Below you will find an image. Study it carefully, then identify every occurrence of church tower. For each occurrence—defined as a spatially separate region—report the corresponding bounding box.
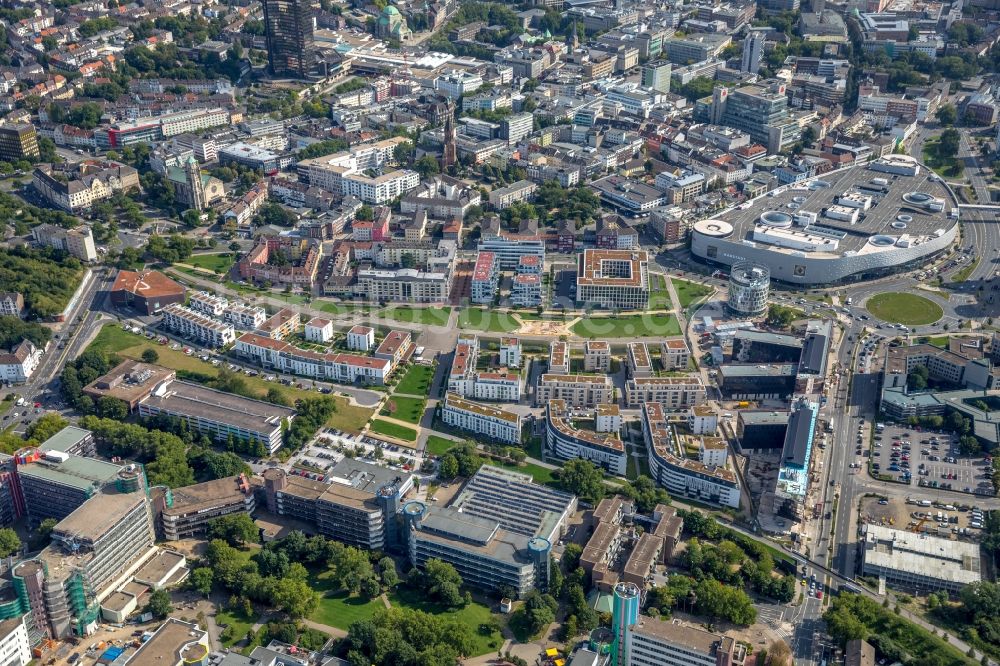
[185,155,205,211]
[441,114,456,170]
[567,19,579,51]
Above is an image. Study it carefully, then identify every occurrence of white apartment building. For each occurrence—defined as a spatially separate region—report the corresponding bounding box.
[435,70,484,99]
[661,338,691,370]
[488,180,538,209]
[299,138,419,204]
[584,341,611,372]
[159,108,232,137]
[0,614,31,666]
[0,340,42,384]
[511,273,541,306]
[161,303,236,347]
[32,224,98,262]
[471,251,500,304]
[549,341,570,375]
[304,317,334,343]
[536,374,614,408]
[499,337,521,368]
[448,337,521,402]
[442,393,522,444]
[224,304,267,330]
[234,333,393,385]
[188,291,229,318]
[625,376,706,409]
[347,325,376,351]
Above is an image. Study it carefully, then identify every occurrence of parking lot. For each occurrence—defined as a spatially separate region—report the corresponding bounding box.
[871,423,995,495]
[860,495,988,543]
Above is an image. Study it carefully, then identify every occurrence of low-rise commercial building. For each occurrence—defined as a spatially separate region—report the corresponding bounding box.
[123,619,209,665]
[861,524,981,594]
[110,270,186,315]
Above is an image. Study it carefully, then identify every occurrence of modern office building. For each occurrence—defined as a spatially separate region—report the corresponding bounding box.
[576,249,649,311]
[0,124,39,161]
[156,475,256,541]
[404,466,574,596]
[735,410,789,453]
[860,524,981,594]
[732,330,801,364]
[641,402,741,508]
[727,262,770,316]
[625,614,745,666]
[741,31,765,74]
[138,381,296,454]
[13,484,156,639]
[641,60,672,93]
[545,401,626,476]
[12,449,122,525]
[442,393,523,444]
[612,582,641,666]
[263,0,315,78]
[695,81,801,153]
[718,364,797,400]
[261,459,414,552]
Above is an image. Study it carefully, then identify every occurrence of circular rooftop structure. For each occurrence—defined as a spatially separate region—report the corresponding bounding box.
[760,211,792,227]
[727,261,770,317]
[903,191,933,205]
[869,235,896,247]
[692,219,733,238]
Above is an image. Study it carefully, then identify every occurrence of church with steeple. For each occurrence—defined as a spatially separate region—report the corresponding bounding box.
[166,156,225,211]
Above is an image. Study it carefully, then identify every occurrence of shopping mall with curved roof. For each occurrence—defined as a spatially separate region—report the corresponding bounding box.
[690,155,960,286]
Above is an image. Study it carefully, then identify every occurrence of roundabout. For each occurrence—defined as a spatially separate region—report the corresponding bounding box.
[865,292,943,326]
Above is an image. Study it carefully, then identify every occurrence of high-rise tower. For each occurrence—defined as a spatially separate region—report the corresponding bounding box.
[741,31,765,75]
[441,114,456,170]
[263,0,315,79]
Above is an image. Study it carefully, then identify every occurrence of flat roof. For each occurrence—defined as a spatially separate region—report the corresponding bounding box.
[18,454,121,493]
[739,409,790,425]
[139,380,295,435]
[83,359,176,405]
[52,490,146,543]
[863,524,981,586]
[124,619,208,664]
[39,426,92,453]
[576,249,649,289]
[446,393,521,424]
[711,162,956,257]
[630,616,726,656]
[134,550,186,585]
[720,364,796,377]
[163,476,252,515]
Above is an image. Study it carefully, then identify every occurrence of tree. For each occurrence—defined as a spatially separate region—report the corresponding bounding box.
[414,155,441,180]
[0,528,21,557]
[936,103,957,127]
[379,557,399,589]
[37,518,57,542]
[768,639,792,666]
[438,454,459,479]
[26,413,68,443]
[559,459,606,503]
[939,129,960,160]
[189,567,214,597]
[907,365,929,391]
[96,396,129,420]
[360,576,382,599]
[561,543,583,571]
[207,513,259,546]
[142,348,160,364]
[146,588,173,619]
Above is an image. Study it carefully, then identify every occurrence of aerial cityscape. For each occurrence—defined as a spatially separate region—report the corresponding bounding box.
[0,0,998,664]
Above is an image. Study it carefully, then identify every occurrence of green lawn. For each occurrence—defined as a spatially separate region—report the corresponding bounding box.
[395,364,435,396]
[187,253,236,274]
[381,395,426,424]
[458,308,522,333]
[571,314,681,338]
[425,435,458,456]
[383,306,451,326]
[507,461,556,485]
[369,418,417,442]
[951,256,980,283]
[314,301,378,316]
[216,607,257,648]
[388,587,503,657]
[866,293,943,326]
[309,570,382,630]
[648,274,671,310]
[922,139,964,179]
[671,277,714,311]
[86,324,374,433]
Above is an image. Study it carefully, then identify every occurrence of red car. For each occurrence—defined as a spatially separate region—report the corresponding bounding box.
[816,590,823,600]
[33,402,40,408]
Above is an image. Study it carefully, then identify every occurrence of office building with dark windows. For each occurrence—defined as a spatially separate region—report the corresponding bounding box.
[263,0,315,78]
